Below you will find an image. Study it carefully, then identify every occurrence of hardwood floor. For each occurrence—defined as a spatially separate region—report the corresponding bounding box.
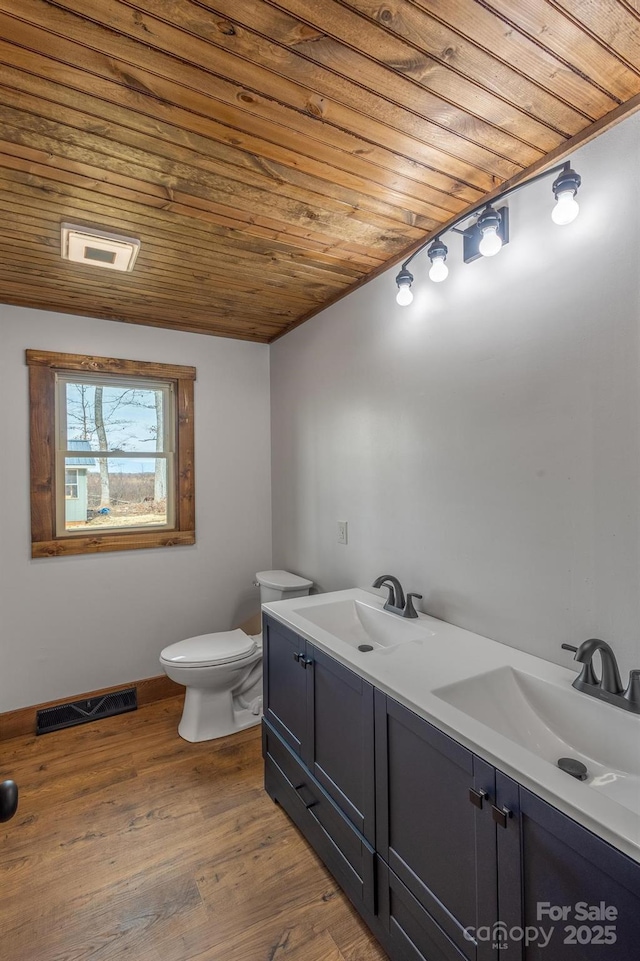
[1,696,387,961]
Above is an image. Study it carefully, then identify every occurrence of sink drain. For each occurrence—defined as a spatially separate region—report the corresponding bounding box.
[358,644,374,652]
[557,757,588,781]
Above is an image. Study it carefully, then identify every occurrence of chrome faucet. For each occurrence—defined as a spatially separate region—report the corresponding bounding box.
[562,639,640,714]
[372,574,422,618]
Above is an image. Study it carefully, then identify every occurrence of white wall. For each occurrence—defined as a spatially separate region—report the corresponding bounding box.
[0,306,272,711]
[271,111,640,677]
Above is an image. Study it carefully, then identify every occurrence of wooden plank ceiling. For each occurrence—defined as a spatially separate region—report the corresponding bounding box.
[0,1,639,342]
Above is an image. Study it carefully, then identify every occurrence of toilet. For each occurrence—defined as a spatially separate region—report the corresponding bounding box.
[159,570,313,742]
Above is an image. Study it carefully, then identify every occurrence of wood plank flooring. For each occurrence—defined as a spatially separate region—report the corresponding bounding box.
[1,696,387,961]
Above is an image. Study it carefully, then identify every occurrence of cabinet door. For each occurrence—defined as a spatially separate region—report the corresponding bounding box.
[496,772,640,961]
[306,645,375,842]
[376,692,498,961]
[262,614,309,756]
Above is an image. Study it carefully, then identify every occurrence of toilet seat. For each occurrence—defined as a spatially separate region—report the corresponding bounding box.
[160,629,257,668]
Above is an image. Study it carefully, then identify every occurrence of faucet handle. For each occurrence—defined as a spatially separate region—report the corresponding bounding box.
[402,593,422,619]
[624,670,640,706]
[561,643,578,654]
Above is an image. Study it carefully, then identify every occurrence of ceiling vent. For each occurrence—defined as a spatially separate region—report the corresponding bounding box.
[61,224,141,272]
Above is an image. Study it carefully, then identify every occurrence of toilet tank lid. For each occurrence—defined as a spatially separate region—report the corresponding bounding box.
[160,629,256,666]
[256,569,313,591]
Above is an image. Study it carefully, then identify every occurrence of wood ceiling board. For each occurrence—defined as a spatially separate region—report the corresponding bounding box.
[498,0,640,84]
[0,120,435,251]
[264,0,593,133]
[0,174,377,276]
[0,7,507,193]
[0,0,639,339]
[0,42,486,205]
[46,0,545,176]
[0,96,463,231]
[169,0,555,157]
[410,0,632,111]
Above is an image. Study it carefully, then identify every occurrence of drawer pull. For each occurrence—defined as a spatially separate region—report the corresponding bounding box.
[492,805,512,829]
[295,782,318,809]
[469,788,488,809]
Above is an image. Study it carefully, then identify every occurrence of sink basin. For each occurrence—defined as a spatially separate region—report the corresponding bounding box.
[433,667,640,813]
[292,598,431,651]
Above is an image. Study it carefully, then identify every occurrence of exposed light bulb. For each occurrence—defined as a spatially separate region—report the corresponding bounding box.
[395,267,413,306]
[396,285,414,306]
[427,238,449,283]
[478,225,503,257]
[552,189,579,226]
[428,256,449,283]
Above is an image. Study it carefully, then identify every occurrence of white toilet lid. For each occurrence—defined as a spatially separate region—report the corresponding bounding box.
[255,569,313,591]
[160,629,257,667]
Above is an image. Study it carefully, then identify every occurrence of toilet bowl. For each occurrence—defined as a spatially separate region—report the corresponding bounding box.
[160,570,313,742]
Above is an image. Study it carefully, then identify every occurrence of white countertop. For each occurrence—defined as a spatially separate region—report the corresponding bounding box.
[263,588,640,863]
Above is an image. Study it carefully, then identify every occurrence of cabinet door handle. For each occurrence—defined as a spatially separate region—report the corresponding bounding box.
[293,651,304,662]
[469,788,488,809]
[302,657,313,669]
[492,805,512,829]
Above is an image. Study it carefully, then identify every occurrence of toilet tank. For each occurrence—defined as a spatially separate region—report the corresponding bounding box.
[256,570,313,604]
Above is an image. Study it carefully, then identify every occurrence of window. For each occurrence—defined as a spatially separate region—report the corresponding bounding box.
[27,350,195,557]
[65,469,79,499]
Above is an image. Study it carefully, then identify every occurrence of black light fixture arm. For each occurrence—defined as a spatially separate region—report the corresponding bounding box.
[398,160,577,273]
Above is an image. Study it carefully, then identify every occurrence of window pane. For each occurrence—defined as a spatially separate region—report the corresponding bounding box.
[64,382,168,452]
[65,468,79,499]
[63,456,170,532]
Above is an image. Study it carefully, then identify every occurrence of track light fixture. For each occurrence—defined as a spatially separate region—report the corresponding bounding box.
[394,159,582,306]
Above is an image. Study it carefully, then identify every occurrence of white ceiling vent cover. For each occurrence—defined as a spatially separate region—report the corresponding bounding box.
[61,224,141,272]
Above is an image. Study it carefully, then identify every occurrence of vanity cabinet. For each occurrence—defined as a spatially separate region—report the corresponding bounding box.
[262,614,640,961]
[375,693,497,961]
[376,695,640,961]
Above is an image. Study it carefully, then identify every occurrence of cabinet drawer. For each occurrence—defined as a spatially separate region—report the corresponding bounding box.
[378,859,468,961]
[263,721,376,914]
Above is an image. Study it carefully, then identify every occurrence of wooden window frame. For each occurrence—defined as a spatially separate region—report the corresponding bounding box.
[27,350,196,558]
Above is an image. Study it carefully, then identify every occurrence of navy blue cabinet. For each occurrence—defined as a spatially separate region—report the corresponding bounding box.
[263,614,309,756]
[496,772,640,961]
[263,616,640,961]
[375,692,497,961]
[263,722,377,914]
[263,613,375,839]
[262,614,377,915]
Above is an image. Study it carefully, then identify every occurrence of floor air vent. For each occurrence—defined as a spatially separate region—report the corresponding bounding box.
[36,688,137,735]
